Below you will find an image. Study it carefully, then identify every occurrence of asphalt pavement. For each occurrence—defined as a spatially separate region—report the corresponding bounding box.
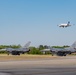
[0,56,76,75]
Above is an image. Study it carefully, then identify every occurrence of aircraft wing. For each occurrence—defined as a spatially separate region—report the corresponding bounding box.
[50,47,66,52]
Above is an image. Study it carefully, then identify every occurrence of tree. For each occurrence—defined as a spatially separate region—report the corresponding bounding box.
[29,47,42,54]
[38,45,44,50]
[44,45,49,49]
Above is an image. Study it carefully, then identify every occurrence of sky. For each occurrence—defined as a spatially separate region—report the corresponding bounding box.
[0,0,76,47]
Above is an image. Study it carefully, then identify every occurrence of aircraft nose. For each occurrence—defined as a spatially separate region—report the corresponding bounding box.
[0,49,6,51]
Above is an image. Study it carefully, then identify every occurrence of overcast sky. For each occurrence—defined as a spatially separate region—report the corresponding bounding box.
[0,0,76,47]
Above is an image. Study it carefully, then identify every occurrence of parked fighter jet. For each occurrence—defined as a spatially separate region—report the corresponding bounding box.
[58,21,72,28]
[1,41,31,55]
[41,41,76,56]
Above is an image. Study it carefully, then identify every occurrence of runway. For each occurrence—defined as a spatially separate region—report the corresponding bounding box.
[0,56,76,75]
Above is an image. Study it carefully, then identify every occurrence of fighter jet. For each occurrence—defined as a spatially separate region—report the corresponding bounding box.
[41,41,76,56]
[1,41,31,55]
[58,21,72,28]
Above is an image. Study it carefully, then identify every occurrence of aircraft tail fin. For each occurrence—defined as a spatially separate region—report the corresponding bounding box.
[70,41,76,49]
[24,41,31,48]
[68,21,70,25]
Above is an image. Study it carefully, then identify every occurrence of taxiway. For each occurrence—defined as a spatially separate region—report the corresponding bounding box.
[0,56,76,75]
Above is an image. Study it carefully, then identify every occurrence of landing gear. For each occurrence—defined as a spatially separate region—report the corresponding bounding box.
[11,51,20,55]
[57,52,66,56]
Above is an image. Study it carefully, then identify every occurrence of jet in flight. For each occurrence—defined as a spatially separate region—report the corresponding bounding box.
[41,41,76,56]
[58,21,72,28]
[1,41,31,55]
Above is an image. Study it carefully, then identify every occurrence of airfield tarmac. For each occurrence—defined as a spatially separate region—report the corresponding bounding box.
[0,55,76,75]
